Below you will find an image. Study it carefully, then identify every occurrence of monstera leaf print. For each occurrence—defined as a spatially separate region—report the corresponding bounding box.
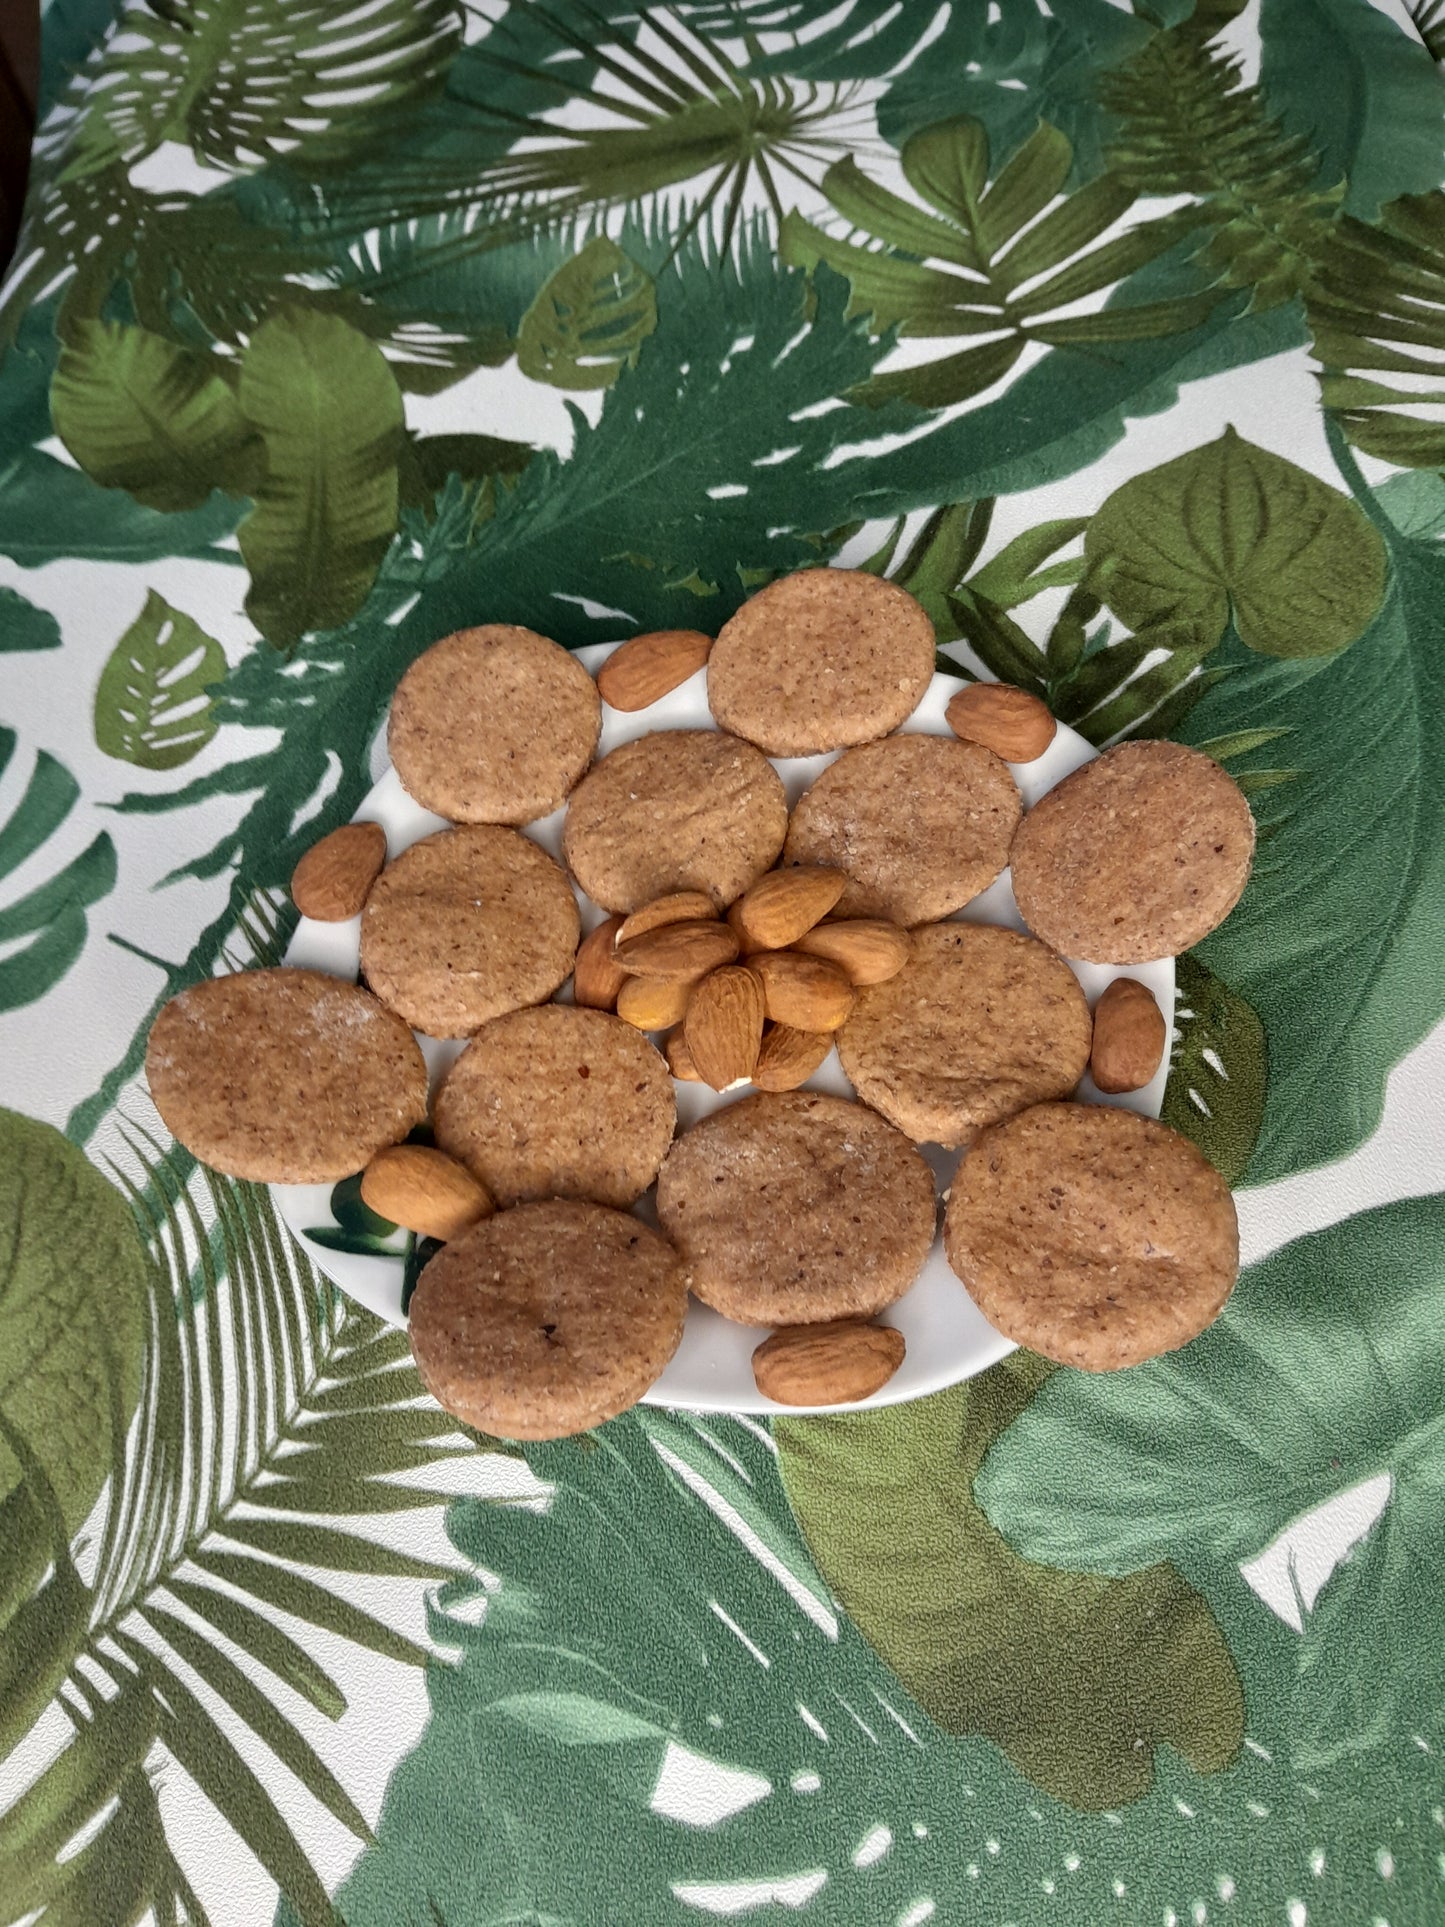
[0,731,116,1014]
[780,115,1216,407]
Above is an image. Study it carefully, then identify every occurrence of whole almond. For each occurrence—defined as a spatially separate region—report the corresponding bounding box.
[617,974,693,1030]
[684,965,765,1091]
[360,1144,493,1242]
[735,866,847,949]
[747,951,854,1031]
[946,683,1057,763]
[615,919,740,982]
[792,919,908,985]
[753,1024,833,1092]
[1090,977,1167,1093]
[727,896,772,957]
[291,822,387,921]
[573,916,628,1010]
[617,890,718,946]
[664,1027,702,1081]
[596,629,713,711]
[752,1320,906,1406]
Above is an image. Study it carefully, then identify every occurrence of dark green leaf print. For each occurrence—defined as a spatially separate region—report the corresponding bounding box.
[0,586,61,653]
[0,730,116,1014]
[236,310,406,647]
[1084,428,1388,660]
[1161,953,1268,1185]
[976,1194,1445,1770]
[781,115,1211,408]
[775,1360,1244,1809]
[93,591,226,771]
[50,322,264,512]
[517,237,658,390]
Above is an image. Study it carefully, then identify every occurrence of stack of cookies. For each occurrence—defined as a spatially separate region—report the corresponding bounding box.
[147,571,1253,1436]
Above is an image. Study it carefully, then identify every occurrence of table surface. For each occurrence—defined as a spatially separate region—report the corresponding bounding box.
[2,3,1443,1923]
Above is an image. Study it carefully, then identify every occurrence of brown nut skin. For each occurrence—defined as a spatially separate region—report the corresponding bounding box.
[665,1027,703,1081]
[614,920,741,982]
[791,919,908,986]
[616,892,718,945]
[291,822,387,921]
[360,1145,494,1242]
[1090,977,1168,1093]
[746,951,854,1031]
[684,965,766,1091]
[596,630,713,710]
[572,916,628,1011]
[752,1320,905,1406]
[734,867,847,950]
[946,683,1057,763]
[617,975,693,1030]
[753,1025,833,1092]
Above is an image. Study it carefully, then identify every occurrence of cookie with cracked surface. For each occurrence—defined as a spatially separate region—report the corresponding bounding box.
[434,1004,675,1209]
[562,729,786,913]
[145,969,427,1183]
[838,922,1091,1147]
[1009,739,1255,963]
[708,568,934,756]
[783,734,1020,925]
[655,1089,935,1326]
[360,825,579,1038]
[408,1200,688,1439]
[389,625,600,825]
[944,1101,1239,1370]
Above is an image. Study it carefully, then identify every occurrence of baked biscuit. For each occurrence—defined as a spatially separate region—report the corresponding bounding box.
[944,1101,1239,1370]
[389,625,600,825]
[563,730,786,913]
[360,825,579,1038]
[434,1005,675,1208]
[838,922,1091,1147]
[708,568,934,755]
[655,1090,935,1326]
[1009,739,1255,963]
[146,969,426,1183]
[408,1200,687,1438]
[783,734,1020,925]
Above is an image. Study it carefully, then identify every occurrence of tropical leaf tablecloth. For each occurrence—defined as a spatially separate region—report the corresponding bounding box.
[3,0,1445,1921]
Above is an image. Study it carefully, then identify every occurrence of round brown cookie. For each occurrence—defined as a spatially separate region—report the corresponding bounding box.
[389,625,600,825]
[434,1005,675,1209]
[146,969,427,1184]
[360,825,579,1038]
[783,734,1021,924]
[563,729,787,913]
[1009,740,1255,963]
[408,1199,688,1439]
[708,569,935,756]
[655,1090,935,1326]
[838,922,1091,1147]
[944,1102,1239,1370]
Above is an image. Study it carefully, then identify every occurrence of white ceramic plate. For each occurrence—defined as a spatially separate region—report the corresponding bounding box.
[273,645,1173,1414]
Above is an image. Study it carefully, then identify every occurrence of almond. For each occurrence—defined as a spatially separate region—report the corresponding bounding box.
[617,974,693,1030]
[746,951,854,1031]
[684,965,765,1091]
[616,890,718,945]
[753,1024,833,1092]
[752,1320,906,1406]
[726,896,772,957]
[735,866,847,949]
[664,1027,702,1081]
[792,918,908,985]
[573,916,628,1010]
[596,629,713,711]
[615,919,740,982]
[1090,976,1167,1094]
[360,1144,493,1242]
[946,682,1057,763]
[291,821,387,921]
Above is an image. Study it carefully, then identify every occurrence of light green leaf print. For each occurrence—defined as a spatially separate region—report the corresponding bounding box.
[0,729,116,1014]
[0,444,245,568]
[1372,468,1445,542]
[0,586,60,653]
[236,310,405,647]
[50,322,264,512]
[1176,486,1445,1182]
[774,1361,1243,1809]
[62,0,462,178]
[0,1119,475,1927]
[0,1111,145,1535]
[1161,954,1268,1185]
[975,1194,1445,1769]
[517,238,658,391]
[93,591,226,771]
[780,116,1213,409]
[1084,428,1388,660]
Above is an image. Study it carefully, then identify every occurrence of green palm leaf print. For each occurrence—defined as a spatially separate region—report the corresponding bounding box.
[0,730,116,1015]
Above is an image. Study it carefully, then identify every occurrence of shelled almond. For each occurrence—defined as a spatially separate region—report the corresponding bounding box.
[746,951,854,1032]
[684,965,766,1091]
[596,629,713,710]
[752,1319,906,1405]
[617,975,693,1030]
[614,920,740,982]
[753,1024,833,1092]
[572,916,628,1010]
[291,822,387,921]
[360,1144,493,1242]
[946,683,1057,763]
[616,891,718,944]
[733,866,846,949]
[1090,977,1166,1093]
[791,919,908,985]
